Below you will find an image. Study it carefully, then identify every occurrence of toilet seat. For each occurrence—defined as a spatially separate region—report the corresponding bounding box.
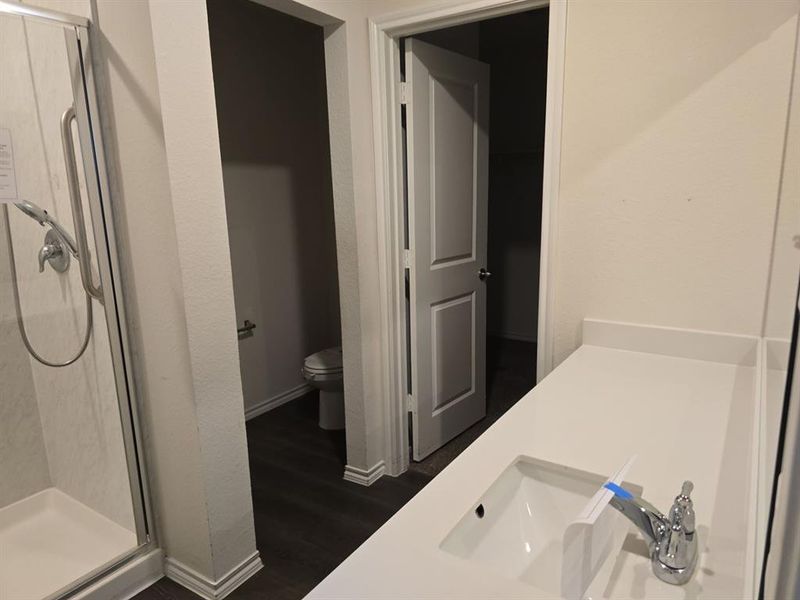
[303,346,343,376]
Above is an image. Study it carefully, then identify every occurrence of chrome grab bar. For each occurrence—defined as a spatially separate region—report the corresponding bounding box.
[61,106,103,304]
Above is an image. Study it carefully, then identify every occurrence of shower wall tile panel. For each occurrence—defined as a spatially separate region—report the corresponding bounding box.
[0,217,51,508]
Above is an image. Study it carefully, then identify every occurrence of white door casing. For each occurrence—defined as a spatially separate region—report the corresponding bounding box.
[405,39,490,460]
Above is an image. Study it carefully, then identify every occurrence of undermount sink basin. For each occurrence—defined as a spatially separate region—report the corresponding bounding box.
[439,456,633,596]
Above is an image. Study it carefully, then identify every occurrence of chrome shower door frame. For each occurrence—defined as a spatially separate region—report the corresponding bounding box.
[0,1,157,597]
[65,24,152,546]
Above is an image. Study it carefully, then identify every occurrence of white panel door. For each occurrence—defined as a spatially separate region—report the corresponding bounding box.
[406,39,490,461]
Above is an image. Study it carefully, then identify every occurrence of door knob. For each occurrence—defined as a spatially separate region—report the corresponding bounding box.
[478,268,492,281]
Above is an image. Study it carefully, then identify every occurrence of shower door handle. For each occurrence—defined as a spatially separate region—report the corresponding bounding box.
[61,106,103,304]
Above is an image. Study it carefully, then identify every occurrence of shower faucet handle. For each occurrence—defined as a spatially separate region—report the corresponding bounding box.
[37,230,70,274]
[38,243,59,272]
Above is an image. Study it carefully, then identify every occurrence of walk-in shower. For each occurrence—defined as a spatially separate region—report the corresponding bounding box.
[0,2,152,598]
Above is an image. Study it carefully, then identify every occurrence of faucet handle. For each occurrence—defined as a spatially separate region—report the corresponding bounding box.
[657,480,698,572]
[680,481,693,498]
[669,480,695,534]
[38,243,56,272]
[660,521,691,570]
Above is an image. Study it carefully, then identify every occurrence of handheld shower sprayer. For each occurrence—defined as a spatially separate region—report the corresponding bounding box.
[14,199,48,225]
[3,201,92,367]
[14,200,78,257]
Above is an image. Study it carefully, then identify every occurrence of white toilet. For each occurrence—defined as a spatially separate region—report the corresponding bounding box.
[302,346,345,430]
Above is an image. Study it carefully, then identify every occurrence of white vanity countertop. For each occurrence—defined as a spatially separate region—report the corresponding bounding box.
[306,342,757,599]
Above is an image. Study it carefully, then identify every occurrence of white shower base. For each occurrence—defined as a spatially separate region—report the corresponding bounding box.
[0,488,137,600]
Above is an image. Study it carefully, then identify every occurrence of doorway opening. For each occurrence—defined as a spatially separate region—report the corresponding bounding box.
[208,0,343,437]
[399,8,550,469]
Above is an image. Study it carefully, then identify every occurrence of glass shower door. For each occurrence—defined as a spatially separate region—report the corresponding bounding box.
[0,6,148,599]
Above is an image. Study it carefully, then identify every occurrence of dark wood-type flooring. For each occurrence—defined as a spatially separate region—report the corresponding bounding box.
[134,338,535,600]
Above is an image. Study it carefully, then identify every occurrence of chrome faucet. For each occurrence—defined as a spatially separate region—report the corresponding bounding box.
[606,480,698,585]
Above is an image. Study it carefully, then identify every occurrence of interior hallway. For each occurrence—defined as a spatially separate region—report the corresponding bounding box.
[135,337,536,600]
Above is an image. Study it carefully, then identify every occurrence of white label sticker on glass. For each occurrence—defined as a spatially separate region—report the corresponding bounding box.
[0,128,18,202]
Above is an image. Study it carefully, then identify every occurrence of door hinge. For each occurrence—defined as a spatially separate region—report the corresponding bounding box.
[407,393,417,413]
[399,81,409,105]
[403,248,412,269]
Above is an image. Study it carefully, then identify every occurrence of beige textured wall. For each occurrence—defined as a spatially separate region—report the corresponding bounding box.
[764,17,800,342]
[147,0,258,579]
[90,0,226,578]
[554,0,800,364]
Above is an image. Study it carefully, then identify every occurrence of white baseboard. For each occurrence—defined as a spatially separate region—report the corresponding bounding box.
[343,461,386,486]
[245,383,313,421]
[165,551,263,600]
[582,319,759,366]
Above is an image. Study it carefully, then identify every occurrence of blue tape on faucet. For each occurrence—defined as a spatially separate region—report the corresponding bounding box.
[604,482,634,500]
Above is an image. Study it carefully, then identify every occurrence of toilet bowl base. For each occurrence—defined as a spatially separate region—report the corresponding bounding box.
[319,389,345,430]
